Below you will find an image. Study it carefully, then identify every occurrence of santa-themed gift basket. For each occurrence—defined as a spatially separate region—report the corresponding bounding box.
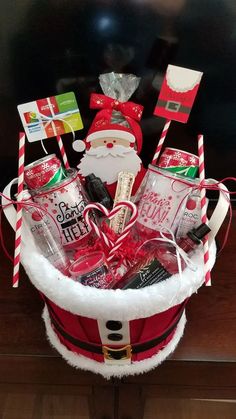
[0,67,234,379]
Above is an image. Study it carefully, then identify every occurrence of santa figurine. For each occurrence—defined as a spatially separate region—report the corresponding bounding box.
[77,73,146,198]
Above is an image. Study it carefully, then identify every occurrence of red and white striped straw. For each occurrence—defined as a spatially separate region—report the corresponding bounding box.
[151,119,171,165]
[56,135,70,170]
[198,134,211,286]
[12,132,26,287]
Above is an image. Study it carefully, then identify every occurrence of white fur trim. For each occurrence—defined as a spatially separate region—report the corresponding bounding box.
[42,306,186,379]
[166,65,203,92]
[21,242,216,321]
[86,129,135,143]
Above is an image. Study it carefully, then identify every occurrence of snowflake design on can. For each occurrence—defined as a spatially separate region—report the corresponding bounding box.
[41,162,49,170]
[179,157,187,166]
[189,156,197,164]
[172,151,182,160]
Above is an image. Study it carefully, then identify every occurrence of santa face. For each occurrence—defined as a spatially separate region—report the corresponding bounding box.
[78,137,141,185]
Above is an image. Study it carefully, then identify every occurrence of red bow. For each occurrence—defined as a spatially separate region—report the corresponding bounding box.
[90,93,143,121]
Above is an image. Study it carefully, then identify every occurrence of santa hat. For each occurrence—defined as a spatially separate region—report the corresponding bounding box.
[84,109,143,154]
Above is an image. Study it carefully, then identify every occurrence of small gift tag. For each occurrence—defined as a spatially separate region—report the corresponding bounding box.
[17,92,83,142]
[154,65,203,123]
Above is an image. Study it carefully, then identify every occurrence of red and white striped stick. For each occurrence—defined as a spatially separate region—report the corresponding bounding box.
[107,201,138,262]
[151,119,171,165]
[56,135,70,170]
[12,132,26,287]
[198,134,211,286]
[83,203,114,250]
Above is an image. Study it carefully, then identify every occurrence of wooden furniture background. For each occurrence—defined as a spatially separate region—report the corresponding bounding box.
[0,213,236,418]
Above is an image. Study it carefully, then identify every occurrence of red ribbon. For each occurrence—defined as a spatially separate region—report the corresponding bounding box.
[90,93,144,121]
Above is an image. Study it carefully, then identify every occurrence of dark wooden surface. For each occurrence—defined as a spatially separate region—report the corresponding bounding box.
[0,212,236,418]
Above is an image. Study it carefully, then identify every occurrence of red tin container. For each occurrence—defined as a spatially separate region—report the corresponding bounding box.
[2,174,229,379]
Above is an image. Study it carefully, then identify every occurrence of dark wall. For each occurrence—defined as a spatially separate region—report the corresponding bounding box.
[0,0,236,197]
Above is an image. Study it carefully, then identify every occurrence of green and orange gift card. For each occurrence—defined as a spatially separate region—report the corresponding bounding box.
[18,92,83,142]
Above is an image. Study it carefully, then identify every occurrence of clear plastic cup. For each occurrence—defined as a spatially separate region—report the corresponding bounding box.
[136,165,195,238]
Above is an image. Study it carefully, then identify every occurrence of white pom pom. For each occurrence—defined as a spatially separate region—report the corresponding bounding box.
[72,140,86,152]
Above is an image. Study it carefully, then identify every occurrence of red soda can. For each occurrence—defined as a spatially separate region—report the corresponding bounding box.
[158,147,199,178]
[24,154,66,190]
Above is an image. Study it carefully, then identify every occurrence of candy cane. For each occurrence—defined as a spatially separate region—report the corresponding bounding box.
[107,201,138,262]
[198,134,211,286]
[83,201,138,262]
[12,132,25,287]
[56,135,70,170]
[151,119,171,165]
[83,203,114,250]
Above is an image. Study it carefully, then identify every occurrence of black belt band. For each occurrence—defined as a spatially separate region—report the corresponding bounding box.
[156,99,191,114]
[46,302,185,360]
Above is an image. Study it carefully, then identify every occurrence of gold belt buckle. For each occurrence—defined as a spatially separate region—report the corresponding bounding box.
[102,344,132,360]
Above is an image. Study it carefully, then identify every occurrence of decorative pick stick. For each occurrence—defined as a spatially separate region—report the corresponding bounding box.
[12,132,26,287]
[56,135,70,169]
[151,119,171,165]
[198,134,211,286]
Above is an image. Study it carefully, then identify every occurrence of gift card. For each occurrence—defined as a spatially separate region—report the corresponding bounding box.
[17,92,83,142]
[154,65,203,123]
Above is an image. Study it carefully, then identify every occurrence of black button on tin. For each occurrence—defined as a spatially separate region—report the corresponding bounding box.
[106,320,122,331]
[107,333,123,341]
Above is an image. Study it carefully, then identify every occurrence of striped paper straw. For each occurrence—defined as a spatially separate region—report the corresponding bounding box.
[151,119,171,165]
[198,134,211,286]
[56,135,70,170]
[12,132,26,287]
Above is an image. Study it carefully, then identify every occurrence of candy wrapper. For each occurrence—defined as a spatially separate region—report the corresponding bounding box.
[77,72,146,198]
[99,72,140,126]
